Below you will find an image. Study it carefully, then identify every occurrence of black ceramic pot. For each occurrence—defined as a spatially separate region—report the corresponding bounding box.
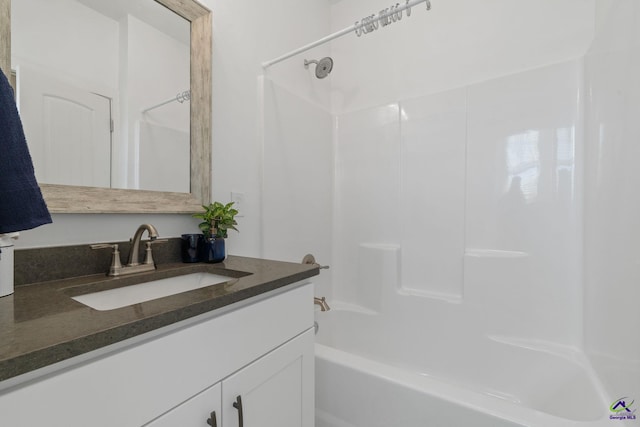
[180,234,203,263]
[198,236,226,263]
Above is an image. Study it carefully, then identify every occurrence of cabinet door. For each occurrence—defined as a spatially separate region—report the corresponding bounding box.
[145,383,221,427]
[222,328,314,427]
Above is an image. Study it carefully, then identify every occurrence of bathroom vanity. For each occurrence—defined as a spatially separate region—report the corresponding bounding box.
[0,255,317,427]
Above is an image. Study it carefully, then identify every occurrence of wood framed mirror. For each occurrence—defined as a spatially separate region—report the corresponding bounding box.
[0,0,211,213]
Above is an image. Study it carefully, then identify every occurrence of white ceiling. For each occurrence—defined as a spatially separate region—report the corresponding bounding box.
[76,0,190,45]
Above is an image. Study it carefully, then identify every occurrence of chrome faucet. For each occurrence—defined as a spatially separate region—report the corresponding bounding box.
[314,296,330,311]
[91,224,166,276]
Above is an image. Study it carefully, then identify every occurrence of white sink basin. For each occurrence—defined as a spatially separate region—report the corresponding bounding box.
[72,272,231,311]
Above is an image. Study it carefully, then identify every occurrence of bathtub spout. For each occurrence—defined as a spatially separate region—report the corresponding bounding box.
[314,296,330,311]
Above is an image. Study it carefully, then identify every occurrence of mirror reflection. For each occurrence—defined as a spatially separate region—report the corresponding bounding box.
[11,0,191,193]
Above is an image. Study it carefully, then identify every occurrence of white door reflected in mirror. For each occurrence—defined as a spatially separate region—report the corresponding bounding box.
[17,65,111,188]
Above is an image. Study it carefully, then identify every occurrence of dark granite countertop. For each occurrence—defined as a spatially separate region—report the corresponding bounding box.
[0,256,318,383]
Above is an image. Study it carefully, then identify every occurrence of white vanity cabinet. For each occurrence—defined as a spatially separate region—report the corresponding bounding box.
[147,329,314,427]
[0,283,315,427]
[220,329,314,427]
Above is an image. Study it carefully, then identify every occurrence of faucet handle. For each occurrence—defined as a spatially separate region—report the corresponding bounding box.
[90,243,123,276]
[142,239,168,265]
[301,254,330,270]
[90,243,117,250]
[314,296,330,311]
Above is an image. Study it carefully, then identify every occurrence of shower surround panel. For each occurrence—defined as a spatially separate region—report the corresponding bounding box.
[332,59,583,347]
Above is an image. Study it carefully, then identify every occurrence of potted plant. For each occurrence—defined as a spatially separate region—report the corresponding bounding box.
[193,201,239,263]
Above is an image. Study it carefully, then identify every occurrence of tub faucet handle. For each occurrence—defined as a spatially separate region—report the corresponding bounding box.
[314,296,330,311]
[302,254,330,270]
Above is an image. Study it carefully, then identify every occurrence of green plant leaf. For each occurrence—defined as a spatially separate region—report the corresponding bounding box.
[194,200,240,238]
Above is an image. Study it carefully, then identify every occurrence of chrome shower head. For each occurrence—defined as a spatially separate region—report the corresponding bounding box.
[304,57,333,79]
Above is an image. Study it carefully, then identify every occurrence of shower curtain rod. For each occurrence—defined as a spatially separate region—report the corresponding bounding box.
[262,0,431,69]
[142,90,191,113]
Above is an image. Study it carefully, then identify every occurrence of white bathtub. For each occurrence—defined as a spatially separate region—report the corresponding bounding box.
[314,308,614,427]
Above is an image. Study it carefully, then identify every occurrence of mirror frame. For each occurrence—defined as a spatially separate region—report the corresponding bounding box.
[0,0,211,213]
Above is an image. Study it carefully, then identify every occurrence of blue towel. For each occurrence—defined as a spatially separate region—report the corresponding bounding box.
[0,68,52,233]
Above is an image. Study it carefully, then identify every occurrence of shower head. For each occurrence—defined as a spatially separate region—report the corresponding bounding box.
[304,57,333,79]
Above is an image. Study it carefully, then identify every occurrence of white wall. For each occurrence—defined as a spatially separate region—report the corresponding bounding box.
[208,0,331,258]
[584,0,640,404]
[262,79,334,296]
[329,0,594,114]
